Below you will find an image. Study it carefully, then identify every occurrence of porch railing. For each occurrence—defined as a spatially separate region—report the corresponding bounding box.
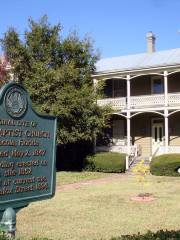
[97,92,180,110]
[97,97,126,110]
[155,146,180,156]
[130,94,164,108]
[168,92,180,106]
[96,144,138,155]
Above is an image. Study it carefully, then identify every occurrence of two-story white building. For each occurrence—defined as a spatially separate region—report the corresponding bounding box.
[93,32,180,164]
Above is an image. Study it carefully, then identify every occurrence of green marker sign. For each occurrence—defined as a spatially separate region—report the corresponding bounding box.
[0,82,57,212]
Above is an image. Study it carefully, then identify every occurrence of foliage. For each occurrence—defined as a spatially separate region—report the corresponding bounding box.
[150,154,180,176]
[111,229,180,240]
[0,15,111,144]
[132,160,150,184]
[84,152,126,173]
[56,141,93,171]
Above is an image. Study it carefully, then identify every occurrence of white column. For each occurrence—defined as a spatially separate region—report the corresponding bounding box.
[127,75,131,109]
[126,112,131,169]
[164,70,169,153]
[164,109,169,153]
[126,75,131,170]
[164,71,168,107]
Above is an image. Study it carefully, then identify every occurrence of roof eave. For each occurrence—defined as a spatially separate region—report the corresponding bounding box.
[92,64,180,78]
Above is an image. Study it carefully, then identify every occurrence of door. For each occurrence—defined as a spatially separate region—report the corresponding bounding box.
[152,119,164,154]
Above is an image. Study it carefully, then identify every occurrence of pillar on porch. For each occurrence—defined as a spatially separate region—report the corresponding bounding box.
[164,71,169,154]
[127,113,131,154]
[127,75,131,109]
[164,109,169,153]
[164,71,168,107]
[126,75,131,169]
[126,112,131,170]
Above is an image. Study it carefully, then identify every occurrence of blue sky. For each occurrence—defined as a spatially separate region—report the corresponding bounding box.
[0,0,180,58]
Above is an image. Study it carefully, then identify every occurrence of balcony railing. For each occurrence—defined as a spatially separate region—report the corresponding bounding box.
[97,97,126,110]
[97,92,180,110]
[155,146,180,156]
[130,94,165,108]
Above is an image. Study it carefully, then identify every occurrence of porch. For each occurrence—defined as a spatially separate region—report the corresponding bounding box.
[97,92,180,110]
[96,112,180,168]
[97,71,180,111]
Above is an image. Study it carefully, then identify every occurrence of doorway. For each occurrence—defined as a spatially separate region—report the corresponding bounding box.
[152,118,164,154]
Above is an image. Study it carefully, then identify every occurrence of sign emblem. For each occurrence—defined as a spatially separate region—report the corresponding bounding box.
[4,87,27,118]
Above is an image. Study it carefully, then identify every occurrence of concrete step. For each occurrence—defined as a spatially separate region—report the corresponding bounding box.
[130,160,150,166]
[133,161,150,164]
[128,157,150,172]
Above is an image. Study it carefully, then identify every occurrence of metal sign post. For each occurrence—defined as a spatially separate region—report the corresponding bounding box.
[0,208,16,238]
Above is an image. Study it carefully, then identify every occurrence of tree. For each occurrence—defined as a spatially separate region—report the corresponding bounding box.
[0,16,111,145]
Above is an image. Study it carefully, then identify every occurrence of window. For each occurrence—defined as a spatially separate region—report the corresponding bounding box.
[152,78,164,94]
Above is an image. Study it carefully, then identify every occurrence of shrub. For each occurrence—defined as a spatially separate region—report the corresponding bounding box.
[84,152,126,173]
[110,229,180,240]
[150,154,180,176]
[56,141,93,171]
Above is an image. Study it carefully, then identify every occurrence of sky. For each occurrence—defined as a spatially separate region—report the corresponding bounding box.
[0,0,180,59]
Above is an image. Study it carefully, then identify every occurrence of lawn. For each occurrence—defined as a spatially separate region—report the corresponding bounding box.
[16,172,180,240]
[56,171,113,185]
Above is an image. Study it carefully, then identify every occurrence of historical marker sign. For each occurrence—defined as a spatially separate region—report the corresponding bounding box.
[0,82,57,212]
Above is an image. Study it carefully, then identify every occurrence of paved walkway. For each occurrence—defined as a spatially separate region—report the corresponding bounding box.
[56,173,132,192]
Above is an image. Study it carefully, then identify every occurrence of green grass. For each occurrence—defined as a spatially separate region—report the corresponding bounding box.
[56,171,112,185]
[16,172,180,240]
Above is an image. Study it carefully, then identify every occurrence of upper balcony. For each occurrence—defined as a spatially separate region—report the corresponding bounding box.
[97,92,180,111]
[97,73,180,111]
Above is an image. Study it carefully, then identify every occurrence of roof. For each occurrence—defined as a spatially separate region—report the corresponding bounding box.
[95,48,180,73]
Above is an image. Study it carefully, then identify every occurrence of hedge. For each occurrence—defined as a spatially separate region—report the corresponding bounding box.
[56,141,92,171]
[150,154,180,176]
[84,152,126,173]
[111,229,180,240]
